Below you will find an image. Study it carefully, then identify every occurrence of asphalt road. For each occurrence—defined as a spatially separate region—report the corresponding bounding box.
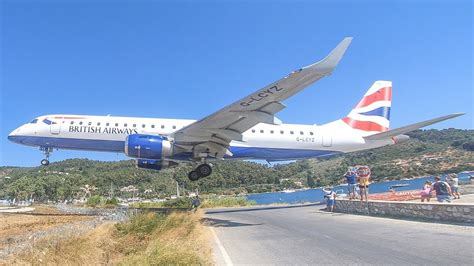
[205,204,473,265]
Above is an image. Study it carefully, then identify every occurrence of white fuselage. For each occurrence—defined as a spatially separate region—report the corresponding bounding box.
[8,114,393,161]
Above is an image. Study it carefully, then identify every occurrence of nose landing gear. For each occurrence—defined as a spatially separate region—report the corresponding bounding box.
[40,147,53,166]
[188,163,212,181]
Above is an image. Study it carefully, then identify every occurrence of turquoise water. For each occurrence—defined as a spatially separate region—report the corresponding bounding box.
[246,172,473,205]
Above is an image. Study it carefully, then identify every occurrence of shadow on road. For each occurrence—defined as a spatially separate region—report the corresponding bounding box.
[204,202,324,215]
[202,217,263,228]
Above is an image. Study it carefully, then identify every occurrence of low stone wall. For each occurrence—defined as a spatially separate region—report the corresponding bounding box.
[335,199,474,224]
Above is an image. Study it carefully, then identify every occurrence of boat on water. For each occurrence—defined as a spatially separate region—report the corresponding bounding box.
[282,189,296,193]
[389,184,410,190]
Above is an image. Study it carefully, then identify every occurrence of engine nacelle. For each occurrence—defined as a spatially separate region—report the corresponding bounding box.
[136,159,178,171]
[125,134,173,159]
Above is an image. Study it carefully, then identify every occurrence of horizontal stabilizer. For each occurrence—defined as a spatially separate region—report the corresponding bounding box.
[364,113,464,140]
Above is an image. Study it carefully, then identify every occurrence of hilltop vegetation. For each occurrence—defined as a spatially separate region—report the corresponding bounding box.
[0,129,472,202]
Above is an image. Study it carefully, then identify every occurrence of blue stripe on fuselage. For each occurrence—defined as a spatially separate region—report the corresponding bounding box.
[8,135,341,160]
[229,146,341,160]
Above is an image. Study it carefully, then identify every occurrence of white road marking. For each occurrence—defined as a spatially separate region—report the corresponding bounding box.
[210,227,233,266]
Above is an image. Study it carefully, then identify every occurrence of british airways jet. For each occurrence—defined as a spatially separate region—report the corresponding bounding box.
[8,38,463,181]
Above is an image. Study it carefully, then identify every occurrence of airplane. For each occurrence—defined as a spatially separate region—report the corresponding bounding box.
[8,37,463,181]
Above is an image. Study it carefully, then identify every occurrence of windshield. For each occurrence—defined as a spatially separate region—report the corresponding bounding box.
[29,119,38,124]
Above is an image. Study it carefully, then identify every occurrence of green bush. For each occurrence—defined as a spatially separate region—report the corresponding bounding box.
[116,212,163,237]
[131,197,192,209]
[200,196,256,208]
[105,197,119,206]
[160,197,192,208]
[86,195,104,207]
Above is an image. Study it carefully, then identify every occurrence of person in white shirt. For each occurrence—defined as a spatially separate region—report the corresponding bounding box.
[446,173,460,199]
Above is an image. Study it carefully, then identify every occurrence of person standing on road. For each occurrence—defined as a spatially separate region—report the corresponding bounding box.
[344,170,358,200]
[420,181,432,202]
[446,173,461,199]
[324,188,336,212]
[191,195,201,211]
[432,176,453,202]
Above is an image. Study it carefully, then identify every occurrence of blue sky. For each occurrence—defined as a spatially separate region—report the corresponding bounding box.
[1,0,472,166]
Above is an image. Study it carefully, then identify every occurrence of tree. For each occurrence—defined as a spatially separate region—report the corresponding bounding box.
[306,171,315,188]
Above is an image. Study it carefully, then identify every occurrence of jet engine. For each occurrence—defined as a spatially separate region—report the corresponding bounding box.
[135,159,178,171]
[125,134,173,159]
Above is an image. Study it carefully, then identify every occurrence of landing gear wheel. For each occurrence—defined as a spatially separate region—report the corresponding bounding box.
[188,171,200,181]
[39,146,53,166]
[196,164,212,177]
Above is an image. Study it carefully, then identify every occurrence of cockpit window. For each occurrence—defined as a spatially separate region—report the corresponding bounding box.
[30,119,38,124]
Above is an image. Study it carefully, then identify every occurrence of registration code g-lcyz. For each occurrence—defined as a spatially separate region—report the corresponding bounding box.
[296,137,315,142]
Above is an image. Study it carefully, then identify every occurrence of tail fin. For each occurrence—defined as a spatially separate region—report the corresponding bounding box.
[341,81,392,136]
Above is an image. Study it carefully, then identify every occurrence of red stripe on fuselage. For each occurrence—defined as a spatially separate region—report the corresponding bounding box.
[52,116,86,119]
[355,87,392,108]
[342,117,388,132]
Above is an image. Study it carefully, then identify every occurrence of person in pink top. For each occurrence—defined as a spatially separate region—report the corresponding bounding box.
[420,181,432,202]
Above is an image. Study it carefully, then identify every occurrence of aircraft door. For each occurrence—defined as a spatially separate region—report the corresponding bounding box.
[322,129,332,147]
[50,121,61,135]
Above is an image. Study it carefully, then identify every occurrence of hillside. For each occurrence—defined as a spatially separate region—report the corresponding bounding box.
[0,129,472,201]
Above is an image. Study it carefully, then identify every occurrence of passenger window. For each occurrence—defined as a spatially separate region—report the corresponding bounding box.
[106,123,110,126]
[70,121,74,125]
[88,122,92,126]
[173,125,176,129]
[79,122,83,125]
[270,130,274,134]
[133,124,136,127]
[161,125,165,129]
[97,122,101,126]
[124,123,128,127]
[310,132,314,136]
[142,124,146,128]
[115,123,119,127]
[280,130,284,134]
[260,130,264,133]
[300,131,304,135]
[251,129,256,133]
[151,125,155,129]
[290,131,294,135]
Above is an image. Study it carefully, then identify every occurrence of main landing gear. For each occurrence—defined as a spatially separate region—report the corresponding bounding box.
[40,147,53,166]
[188,163,212,181]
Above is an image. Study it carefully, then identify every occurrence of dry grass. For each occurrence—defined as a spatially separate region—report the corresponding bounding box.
[119,210,212,265]
[4,211,212,265]
[5,222,118,265]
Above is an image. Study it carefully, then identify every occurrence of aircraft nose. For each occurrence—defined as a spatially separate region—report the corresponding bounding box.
[8,127,22,143]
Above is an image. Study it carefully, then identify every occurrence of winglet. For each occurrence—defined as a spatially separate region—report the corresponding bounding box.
[364,113,465,140]
[305,37,353,74]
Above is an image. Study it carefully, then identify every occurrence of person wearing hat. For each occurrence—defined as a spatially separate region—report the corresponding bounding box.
[446,173,460,199]
[344,170,358,200]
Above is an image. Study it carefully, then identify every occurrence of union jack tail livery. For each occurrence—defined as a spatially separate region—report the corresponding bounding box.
[342,80,392,136]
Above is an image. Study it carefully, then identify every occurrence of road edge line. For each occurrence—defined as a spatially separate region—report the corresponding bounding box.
[210,227,233,266]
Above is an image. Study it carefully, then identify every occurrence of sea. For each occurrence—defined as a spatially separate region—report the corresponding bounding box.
[246,171,473,205]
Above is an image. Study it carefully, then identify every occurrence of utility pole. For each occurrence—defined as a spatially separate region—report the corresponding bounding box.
[109,182,115,198]
[176,180,181,198]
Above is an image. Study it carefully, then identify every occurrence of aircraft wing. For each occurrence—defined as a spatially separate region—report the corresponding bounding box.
[171,37,353,159]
